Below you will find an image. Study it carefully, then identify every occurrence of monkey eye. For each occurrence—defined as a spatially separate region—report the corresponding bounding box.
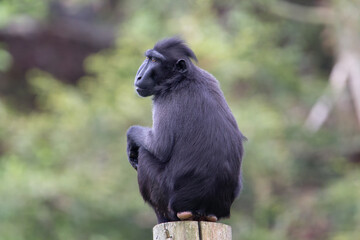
[151,58,157,62]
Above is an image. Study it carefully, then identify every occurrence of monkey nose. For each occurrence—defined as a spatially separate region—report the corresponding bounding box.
[137,76,142,81]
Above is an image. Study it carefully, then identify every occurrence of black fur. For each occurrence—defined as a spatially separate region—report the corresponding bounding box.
[127,37,245,223]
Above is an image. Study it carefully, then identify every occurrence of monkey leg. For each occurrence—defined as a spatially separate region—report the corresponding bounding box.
[171,176,220,222]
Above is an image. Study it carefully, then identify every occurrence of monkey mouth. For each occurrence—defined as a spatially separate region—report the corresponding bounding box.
[136,87,153,97]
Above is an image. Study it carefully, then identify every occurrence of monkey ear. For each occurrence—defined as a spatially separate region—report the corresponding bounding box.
[175,59,187,73]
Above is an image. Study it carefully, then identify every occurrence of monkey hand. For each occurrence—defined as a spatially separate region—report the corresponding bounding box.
[126,126,143,170]
[127,139,139,170]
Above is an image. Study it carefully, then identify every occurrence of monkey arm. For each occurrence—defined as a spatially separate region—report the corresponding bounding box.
[126,125,151,149]
[126,125,173,164]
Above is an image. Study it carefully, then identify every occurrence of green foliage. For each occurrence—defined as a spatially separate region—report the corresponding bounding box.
[0,0,359,239]
[0,0,47,27]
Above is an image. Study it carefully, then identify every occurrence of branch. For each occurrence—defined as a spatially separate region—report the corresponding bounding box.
[304,56,349,131]
[348,55,360,127]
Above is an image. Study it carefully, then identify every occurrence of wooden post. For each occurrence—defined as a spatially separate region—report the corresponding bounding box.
[153,221,232,240]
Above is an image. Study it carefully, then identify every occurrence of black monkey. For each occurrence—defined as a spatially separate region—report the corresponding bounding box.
[126,37,245,223]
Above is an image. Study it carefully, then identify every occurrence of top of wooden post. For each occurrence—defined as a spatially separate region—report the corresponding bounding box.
[153,221,232,240]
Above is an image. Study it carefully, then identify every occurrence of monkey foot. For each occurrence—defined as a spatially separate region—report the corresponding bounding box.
[177,211,194,220]
[205,214,218,222]
[177,212,218,222]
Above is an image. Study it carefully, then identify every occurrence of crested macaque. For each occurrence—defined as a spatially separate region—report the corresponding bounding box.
[127,37,245,223]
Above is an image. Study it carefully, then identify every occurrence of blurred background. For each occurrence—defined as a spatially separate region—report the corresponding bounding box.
[0,0,359,239]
